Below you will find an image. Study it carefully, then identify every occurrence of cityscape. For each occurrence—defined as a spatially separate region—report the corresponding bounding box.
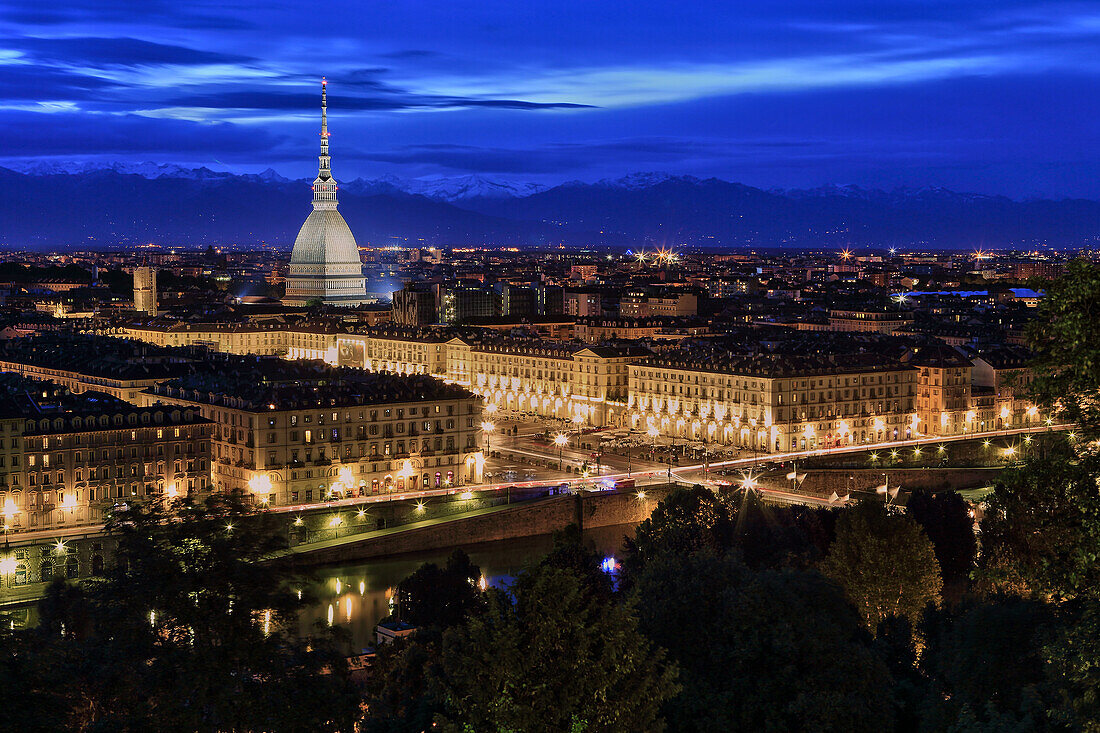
[0,1,1099,731]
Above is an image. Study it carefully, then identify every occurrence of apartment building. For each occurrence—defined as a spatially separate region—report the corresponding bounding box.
[144,358,483,507]
[629,346,918,452]
[828,308,914,334]
[0,373,212,538]
[445,337,649,425]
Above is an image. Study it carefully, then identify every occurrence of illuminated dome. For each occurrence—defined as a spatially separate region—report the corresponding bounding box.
[283,78,368,307]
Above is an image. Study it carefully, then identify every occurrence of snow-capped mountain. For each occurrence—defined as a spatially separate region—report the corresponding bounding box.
[2,162,1097,248]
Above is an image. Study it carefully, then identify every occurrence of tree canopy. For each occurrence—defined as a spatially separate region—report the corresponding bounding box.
[433,565,679,733]
[820,500,943,631]
[633,549,894,733]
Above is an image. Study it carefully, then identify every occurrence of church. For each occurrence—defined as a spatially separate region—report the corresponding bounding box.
[282,79,369,307]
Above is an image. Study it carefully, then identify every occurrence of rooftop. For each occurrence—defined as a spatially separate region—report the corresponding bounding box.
[151,355,474,412]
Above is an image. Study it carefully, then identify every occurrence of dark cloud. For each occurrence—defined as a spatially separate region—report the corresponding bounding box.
[0,64,127,101]
[165,89,593,112]
[0,0,256,29]
[7,37,255,67]
[0,111,283,157]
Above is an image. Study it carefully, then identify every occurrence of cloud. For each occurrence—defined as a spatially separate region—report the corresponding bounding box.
[5,37,255,67]
[0,63,126,101]
[161,88,593,113]
[0,110,282,157]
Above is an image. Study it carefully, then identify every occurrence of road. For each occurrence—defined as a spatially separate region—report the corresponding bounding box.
[268,422,1069,514]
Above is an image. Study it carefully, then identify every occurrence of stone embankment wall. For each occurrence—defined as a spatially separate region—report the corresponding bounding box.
[291,487,672,565]
[762,467,1000,497]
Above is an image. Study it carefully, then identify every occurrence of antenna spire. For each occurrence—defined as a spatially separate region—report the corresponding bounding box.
[312,77,338,210]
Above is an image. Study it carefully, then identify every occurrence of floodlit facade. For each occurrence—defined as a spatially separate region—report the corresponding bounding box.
[146,363,484,507]
[133,267,157,315]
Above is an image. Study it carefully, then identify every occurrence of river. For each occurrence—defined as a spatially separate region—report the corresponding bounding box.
[296,523,635,653]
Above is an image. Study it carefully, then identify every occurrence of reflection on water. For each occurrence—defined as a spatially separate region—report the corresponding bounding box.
[297,524,635,653]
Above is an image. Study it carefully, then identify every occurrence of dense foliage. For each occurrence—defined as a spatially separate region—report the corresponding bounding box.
[0,494,360,731]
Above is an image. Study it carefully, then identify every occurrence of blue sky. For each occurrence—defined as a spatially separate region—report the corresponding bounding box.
[1,0,1098,196]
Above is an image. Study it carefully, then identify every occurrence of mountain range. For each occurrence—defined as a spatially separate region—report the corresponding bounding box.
[1,163,1098,249]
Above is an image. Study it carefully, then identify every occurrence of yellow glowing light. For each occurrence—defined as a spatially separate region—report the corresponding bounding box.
[165,483,178,499]
[328,515,342,527]
[0,556,16,575]
[247,474,273,495]
[415,501,426,513]
[636,490,646,500]
[293,516,303,526]
[1,497,19,517]
[485,403,498,415]
[554,433,569,447]
[1003,447,1016,457]
[53,539,66,555]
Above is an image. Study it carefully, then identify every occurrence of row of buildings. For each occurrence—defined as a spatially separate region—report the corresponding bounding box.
[0,335,485,542]
[97,322,1040,451]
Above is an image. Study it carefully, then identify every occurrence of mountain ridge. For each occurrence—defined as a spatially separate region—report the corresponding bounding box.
[0,164,1097,249]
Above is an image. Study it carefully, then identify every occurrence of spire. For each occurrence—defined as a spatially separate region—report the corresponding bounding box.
[312,77,338,210]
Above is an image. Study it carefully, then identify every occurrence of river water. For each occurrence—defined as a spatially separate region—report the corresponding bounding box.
[296,524,635,653]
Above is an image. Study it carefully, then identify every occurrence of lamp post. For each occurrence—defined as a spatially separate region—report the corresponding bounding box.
[481,420,495,457]
[554,433,568,471]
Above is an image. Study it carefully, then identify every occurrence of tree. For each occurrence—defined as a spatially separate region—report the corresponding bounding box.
[904,489,977,587]
[633,550,894,732]
[1046,600,1100,731]
[729,491,837,569]
[30,493,361,731]
[361,635,444,733]
[820,500,943,632]
[622,485,733,582]
[432,565,679,732]
[1026,258,1100,436]
[919,598,1060,732]
[978,445,1100,600]
[396,548,485,629]
[538,522,615,603]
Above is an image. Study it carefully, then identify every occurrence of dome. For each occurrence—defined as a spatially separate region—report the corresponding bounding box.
[289,209,362,274]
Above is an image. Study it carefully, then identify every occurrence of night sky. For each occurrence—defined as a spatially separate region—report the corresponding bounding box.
[1,0,1098,197]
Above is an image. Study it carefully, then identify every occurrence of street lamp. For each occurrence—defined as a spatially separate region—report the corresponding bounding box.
[554,433,568,471]
[481,420,496,456]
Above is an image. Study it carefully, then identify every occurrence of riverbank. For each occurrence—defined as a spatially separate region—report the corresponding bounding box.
[288,485,675,566]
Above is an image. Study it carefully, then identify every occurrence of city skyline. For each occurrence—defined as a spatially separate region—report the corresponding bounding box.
[1,1,1099,197]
